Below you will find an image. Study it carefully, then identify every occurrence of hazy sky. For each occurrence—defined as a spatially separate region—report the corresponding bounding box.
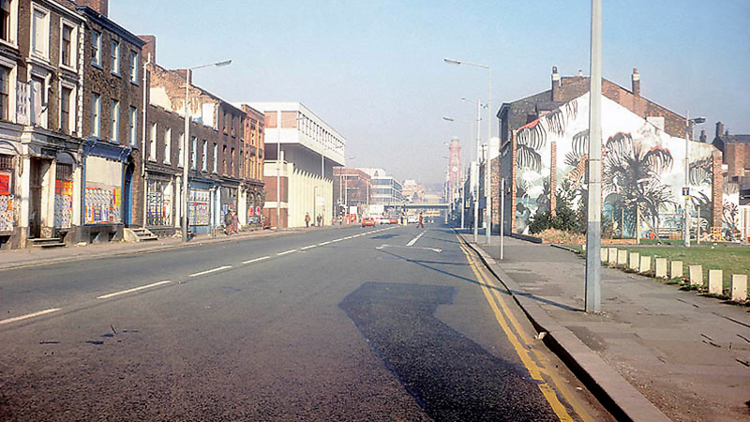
[111,0,749,185]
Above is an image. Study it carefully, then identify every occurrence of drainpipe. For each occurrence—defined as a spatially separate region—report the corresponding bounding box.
[141,53,151,228]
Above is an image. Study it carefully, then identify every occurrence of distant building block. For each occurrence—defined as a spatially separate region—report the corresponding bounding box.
[639,255,651,273]
[730,275,747,302]
[608,248,618,266]
[629,252,639,270]
[689,265,703,286]
[617,250,628,267]
[708,270,723,295]
[655,258,668,278]
[670,261,683,279]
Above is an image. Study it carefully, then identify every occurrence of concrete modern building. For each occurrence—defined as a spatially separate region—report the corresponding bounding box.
[360,168,403,205]
[243,102,345,228]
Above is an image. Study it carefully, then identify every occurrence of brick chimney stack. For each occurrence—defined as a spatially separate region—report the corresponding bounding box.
[699,129,707,143]
[631,68,640,97]
[76,0,108,17]
[716,121,724,139]
[551,66,561,101]
[139,35,156,64]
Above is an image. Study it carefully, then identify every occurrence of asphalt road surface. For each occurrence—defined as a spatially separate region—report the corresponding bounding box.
[0,224,614,421]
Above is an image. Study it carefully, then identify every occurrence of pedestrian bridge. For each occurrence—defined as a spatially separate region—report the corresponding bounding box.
[383,203,449,210]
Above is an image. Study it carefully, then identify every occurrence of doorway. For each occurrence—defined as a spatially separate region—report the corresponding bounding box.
[29,158,44,238]
[123,164,133,227]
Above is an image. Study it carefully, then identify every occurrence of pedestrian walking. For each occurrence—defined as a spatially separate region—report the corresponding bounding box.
[418,212,424,228]
[231,210,239,234]
[316,214,322,227]
[224,209,233,236]
[305,212,311,228]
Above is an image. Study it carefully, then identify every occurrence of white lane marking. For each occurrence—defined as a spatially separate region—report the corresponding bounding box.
[332,238,344,243]
[407,230,426,247]
[301,245,317,250]
[189,265,232,277]
[0,308,61,325]
[343,236,353,240]
[377,244,442,253]
[277,249,297,256]
[319,241,331,246]
[97,280,172,300]
[242,256,271,264]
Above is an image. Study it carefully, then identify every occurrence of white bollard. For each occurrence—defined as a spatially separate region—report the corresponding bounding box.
[608,248,618,266]
[617,250,628,267]
[639,255,651,273]
[655,258,668,278]
[689,265,703,286]
[600,247,608,263]
[629,252,639,270]
[730,274,747,302]
[670,261,683,279]
[708,270,723,295]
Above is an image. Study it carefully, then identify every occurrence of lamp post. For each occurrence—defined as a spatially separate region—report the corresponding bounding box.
[585,0,602,313]
[445,58,492,244]
[181,60,231,242]
[683,113,706,247]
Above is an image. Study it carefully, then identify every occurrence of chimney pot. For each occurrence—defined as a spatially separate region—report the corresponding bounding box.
[631,68,641,97]
[716,121,724,139]
[138,35,156,64]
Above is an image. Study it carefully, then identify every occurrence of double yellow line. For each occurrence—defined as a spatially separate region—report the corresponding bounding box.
[457,239,594,422]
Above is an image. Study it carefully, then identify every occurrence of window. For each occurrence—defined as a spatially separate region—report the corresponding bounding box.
[149,123,156,161]
[164,128,171,164]
[110,39,119,75]
[201,140,207,171]
[91,30,101,66]
[60,86,72,134]
[178,132,184,167]
[110,100,119,143]
[190,136,197,169]
[0,65,9,121]
[129,51,138,83]
[61,23,73,67]
[231,148,235,175]
[0,0,12,44]
[30,75,45,127]
[91,93,101,136]
[128,106,137,146]
[31,7,48,58]
[212,143,217,173]
[222,145,227,173]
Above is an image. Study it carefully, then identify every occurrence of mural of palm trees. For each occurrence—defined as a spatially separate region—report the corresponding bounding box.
[602,132,675,234]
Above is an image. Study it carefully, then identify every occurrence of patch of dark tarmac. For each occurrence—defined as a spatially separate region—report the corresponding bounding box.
[340,281,559,422]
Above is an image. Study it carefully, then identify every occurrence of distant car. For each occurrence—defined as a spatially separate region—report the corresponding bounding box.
[361,217,375,227]
[407,216,418,224]
[389,217,398,224]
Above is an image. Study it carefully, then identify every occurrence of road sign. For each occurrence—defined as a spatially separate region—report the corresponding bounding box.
[682,187,690,196]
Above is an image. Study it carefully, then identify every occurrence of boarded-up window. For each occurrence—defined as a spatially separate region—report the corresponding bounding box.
[265,111,277,128]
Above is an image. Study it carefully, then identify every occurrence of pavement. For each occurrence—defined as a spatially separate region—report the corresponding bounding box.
[0,225,350,272]
[460,230,750,422]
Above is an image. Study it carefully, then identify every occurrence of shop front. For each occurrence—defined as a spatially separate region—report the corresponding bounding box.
[146,176,174,232]
[188,179,213,235]
[220,184,238,227]
[77,140,131,244]
[0,147,16,248]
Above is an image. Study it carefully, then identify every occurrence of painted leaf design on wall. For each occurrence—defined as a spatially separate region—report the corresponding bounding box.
[517,119,546,150]
[688,157,712,186]
[516,144,542,172]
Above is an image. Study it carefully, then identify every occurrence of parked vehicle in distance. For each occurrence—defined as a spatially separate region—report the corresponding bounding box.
[361,217,375,227]
[407,215,418,224]
[389,217,398,224]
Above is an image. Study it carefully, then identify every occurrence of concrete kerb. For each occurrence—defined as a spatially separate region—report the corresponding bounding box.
[457,233,671,422]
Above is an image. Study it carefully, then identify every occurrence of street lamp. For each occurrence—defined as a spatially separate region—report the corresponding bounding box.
[683,113,706,247]
[445,58,493,244]
[182,59,232,242]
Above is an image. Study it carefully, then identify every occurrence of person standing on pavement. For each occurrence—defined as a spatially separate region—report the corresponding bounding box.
[418,212,424,228]
[305,212,311,228]
[232,210,239,234]
[224,209,233,236]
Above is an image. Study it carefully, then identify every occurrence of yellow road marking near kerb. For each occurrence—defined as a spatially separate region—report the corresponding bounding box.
[458,241,594,422]
[0,308,61,325]
[97,280,172,299]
